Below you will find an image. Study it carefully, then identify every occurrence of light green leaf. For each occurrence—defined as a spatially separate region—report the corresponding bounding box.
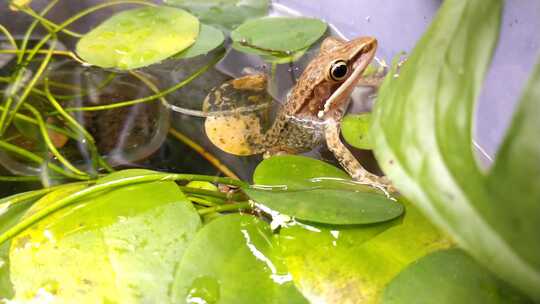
[171,214,307,304]
[175,24,224,59]
[164,0,269,30]
[244,155,404,225]
[371,0,540,299]
[231,17,327,56]
[9,170,201,303]
[382,249,533,304]
[341,113,373,150]
[0,194,36,299]
[76,6,199,70]
[278,199,452,303]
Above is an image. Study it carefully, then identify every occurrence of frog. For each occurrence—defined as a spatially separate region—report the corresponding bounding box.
[204,36,392,189]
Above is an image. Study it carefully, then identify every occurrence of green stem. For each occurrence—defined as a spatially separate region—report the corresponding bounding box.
[197,202,252,216]
[0,105,75,138]
[19,6,83,38]
[63,51,225,113]
[44,78,114,173]
[0,140,90,180]
[17,0,59,65]
[0,38,56,135]
[0,173,246,245]
[0,181,94,206]
[23,103,89,177]
[187,196,217,207]
[0,176,40,182]
[0,24,19,61]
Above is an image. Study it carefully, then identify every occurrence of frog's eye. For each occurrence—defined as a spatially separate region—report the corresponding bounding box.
[329,60,349,82]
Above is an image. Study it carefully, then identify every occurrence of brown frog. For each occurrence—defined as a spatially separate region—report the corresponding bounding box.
[204,36,391,189]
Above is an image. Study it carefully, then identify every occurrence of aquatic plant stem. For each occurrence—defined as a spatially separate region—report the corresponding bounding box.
[44,78,114,173]
[0,49,85,64]
[17,6,83,38]
[17,0,58,65]
[0,181,94,206]
[168,128,240,180]
[0,140,90,181]
[0,173,247,246]
[197,202,252,216]
[0,105,74,138]
[0,38,56,135]
[63,51,225,113]
[0,24,19,61]
[23,103,89,177]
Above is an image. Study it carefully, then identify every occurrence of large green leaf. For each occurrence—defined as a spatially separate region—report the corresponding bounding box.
[0,195,35,299]
[244,155,404,225]
[76,6,199,69]
[278,199,452,303]
[382,249,533,304]
[164,0,269,30]
[171,214,307,304]
[9,170,201,303]
[371,0,540,299]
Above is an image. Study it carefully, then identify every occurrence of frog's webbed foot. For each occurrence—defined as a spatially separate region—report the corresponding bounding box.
[324,120,395,192]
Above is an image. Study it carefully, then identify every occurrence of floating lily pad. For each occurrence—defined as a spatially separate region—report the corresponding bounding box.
[244,155,403,225]
[76,6,199,70]
[171,214,307,304]
[231,17,327,59]
[175,24,224,59]
[382,249,533,303]
[9,170,201,302]
[164,0,269,30]
[341,113,373,150]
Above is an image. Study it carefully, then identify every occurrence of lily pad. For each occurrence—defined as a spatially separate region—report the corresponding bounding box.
[231,17,327,57]
[175,24,224,59]
[164,0,269,30]
[278,198,453,303]
[244,155,404,225]
[76,6,199,70]
[341,113,373,150]
[9,170,201,303]
[171,214,307,304]
[382,249,533,303]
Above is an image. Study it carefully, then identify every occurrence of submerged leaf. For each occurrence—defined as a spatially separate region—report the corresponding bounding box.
[175,24,224,59]
[76,6,199,70]
[9,170,201,302]
[371,0,540,299]
[171,214,307,304]
[244,155,403,225]
[382,249,533,303]
[164,0,269,30]
[231,17,327,58]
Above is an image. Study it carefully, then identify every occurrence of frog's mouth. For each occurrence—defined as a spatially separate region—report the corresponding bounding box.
[318,40,377,119]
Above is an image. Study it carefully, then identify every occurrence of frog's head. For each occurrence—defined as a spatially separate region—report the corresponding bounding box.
[290,36,378,120]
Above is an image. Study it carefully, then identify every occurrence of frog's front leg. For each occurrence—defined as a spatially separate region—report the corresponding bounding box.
[324,120,393,190]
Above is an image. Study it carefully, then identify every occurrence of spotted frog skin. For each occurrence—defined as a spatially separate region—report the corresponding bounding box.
[205,36,390,188]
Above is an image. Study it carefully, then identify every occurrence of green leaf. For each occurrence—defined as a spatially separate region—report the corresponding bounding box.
[382,249,533,304]
[371,0,540,299]
[244,155,404,225]
[278,199,452,303]
[9,170,201,302]
[231,17,327,56]
[164,0,269,30]
[171,214,307,304]
[486,60,540,283]
[175,24,224,59]
[0,195,36,299]
[76,6,199,70]
[341,113,373,150]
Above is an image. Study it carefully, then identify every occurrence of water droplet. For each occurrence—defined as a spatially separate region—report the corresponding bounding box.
[186,276,220,304]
